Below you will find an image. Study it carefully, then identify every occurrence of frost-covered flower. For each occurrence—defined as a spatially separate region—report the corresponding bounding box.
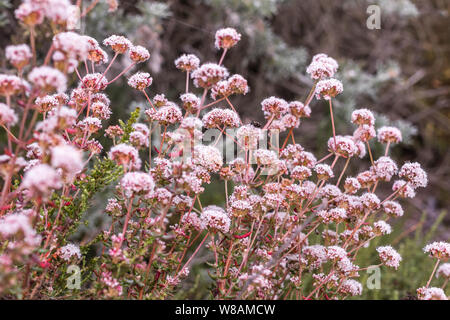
[21,164,62,199]
[373,156,398,181]
[351,109,375,126]
[289,101,311,118]
[377,126,402,144]
[377,246,401,269]
[0,213,41,247]
[360,192,380,210]
[344,177,361,194]
[306,53,338,80]
[193,145,223,172]
[0,103,18,126]
[339,279,362,296]
[202,108,240,128]
[175,54,200,72]
[315,78,343,100]
[399,162,428,188]
[154,104,183,125]
[59,243,82,261]
[81,73,108,92]
[200,205,230,233]
[417,287,448,300]
[436,263,450,279]
[382,201,404,218]
[28,66,67,93]
[353,124,376,142]
[180,93,201,113]
[120,172,155,198]
[108,144,141,170]
[328,135,357,158]
[318,208,347,224]
[291,166,312,181]
[128,72,153,91]
[35,95,58,113]
[214,28,241,49]
[51,145,83,178]
[53,32,90,61]
[103,35,132,54]
[326,246,348,261]
[129,45,150,63]
[0,74,25,96]
[392,180,416,198]
[261,97,288,120]
[423,241,450,260]
[315,164,334,180]
[6,44,32,69]
[191,63,229,89]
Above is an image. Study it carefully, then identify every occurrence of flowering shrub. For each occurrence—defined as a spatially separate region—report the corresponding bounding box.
[0,0,448,300]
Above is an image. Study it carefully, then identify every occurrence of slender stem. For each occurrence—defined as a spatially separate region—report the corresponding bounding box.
[218,48,228,66]
[328,99,337,147]
[366,141,374,167]
[426,259,440,288]
[336,157,350,187]
[179,231,210,271]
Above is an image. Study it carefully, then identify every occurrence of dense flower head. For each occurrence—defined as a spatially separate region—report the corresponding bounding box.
[120,172,155,198]
[392,180,416,198]
[21,164,62,199]
[193,145,223,172]
[344,177,361,194]
[108,143,141,170]
[28,66,67,93]
[306,53,338,80]
[214,28,241,49]
[53,32,90,61]
[174,54,200,72]
[6,44,32,69]
[372,156,398,181]
[382,201,404,218]
[15,2,44,26]
[314,164,334,180]
[0,74,26,96]
[377,126,402,144]
[353,124,376,142]
[180,93,201,113]
[289,101,311,118]
[423,241,450,260]
[81,73,108,92]
[236,124,262,150]
[360,192,380,210]
[128,72,153,91]
[59,243,82,261]
[315,78,343,100]
[377,246,402,269]
[129,45,150,63]
[0,103,18,126]
[399,162,428,188]
[51,144,83,179]
[436,263,450,279]
[261,96,289,120]
[327,135,357,158]
[351,109,375,126]
[339,279,363,296]
[0,213,41,247]
[373,221,392,235]
[318,208,347,224]
[191,63,229,89]
[200,205,230,233]
[202,108,240,128]
[417,287,448,300]
[154,103,183,125]
[103,35,132,54]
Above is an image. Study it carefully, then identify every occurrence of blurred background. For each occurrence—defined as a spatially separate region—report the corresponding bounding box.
[1,0,449,299]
